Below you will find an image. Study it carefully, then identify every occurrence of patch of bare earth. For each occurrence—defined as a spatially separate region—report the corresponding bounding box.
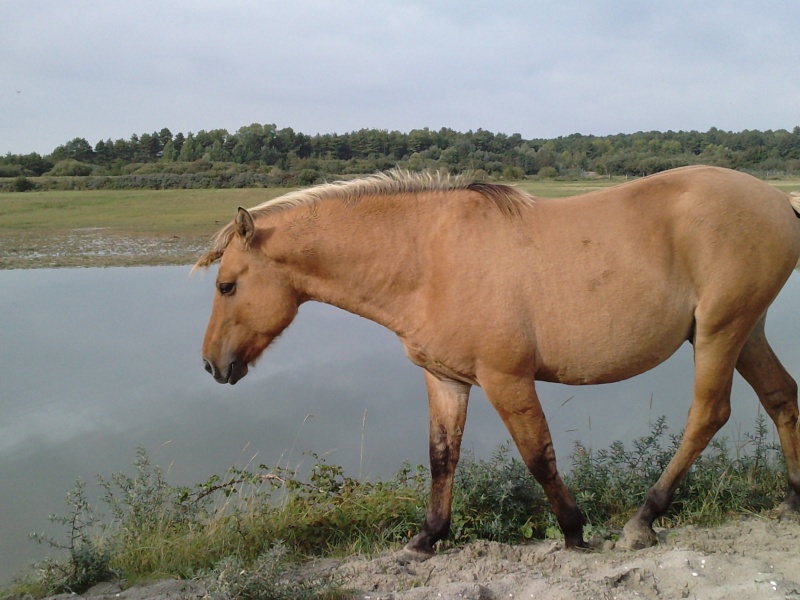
[330,515,800,599]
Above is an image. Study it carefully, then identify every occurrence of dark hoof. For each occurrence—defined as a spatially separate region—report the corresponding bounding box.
[577,536,610,552]
[618,520,658,550]
[403,530,438,560]
[398,543,435,563]
[778,500,800,521]
[564,537,588,551]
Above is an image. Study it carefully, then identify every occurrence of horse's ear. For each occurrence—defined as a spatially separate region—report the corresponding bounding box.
[235,207,255,247]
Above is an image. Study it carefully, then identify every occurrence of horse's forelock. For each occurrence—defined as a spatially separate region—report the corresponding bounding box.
[191,249,223,272]
[192,227,235,271]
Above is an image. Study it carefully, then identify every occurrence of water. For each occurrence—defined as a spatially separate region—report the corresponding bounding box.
[2,266,799,583]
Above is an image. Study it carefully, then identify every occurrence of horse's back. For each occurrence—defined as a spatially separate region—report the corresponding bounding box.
[426,167,800,385]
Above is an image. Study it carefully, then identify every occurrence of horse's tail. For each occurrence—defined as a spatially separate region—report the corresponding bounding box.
[790,193,800,270]
[789,192,800,216]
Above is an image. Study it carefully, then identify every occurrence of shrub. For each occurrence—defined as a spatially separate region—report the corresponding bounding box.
[450,443,550,543]
[13,175,35,192]
[47,159,94,176]
[27,479,117,594]
[567,413,785,531]
[537,166,558,179]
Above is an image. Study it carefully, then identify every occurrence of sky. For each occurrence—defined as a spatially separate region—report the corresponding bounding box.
[2,0,800,156]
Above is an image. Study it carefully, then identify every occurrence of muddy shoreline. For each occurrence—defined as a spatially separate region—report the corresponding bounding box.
[0,230,207,270]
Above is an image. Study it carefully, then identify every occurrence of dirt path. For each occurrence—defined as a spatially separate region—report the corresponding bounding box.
[330,515,800,599]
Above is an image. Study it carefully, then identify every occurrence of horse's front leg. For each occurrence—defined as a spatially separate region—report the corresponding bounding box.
[404,370,470,558]
[480,370,586,549]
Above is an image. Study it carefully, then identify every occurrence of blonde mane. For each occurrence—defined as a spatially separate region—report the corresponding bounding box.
[194,170,533,269]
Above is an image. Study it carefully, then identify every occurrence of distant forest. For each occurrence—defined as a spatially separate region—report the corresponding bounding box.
[4,124,800,191]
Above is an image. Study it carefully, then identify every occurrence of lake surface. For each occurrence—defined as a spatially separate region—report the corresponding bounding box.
[2,266,799,583]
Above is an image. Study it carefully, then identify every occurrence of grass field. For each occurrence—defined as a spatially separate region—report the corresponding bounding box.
[0,181,629,234]
[2,176,800,269]
[0,188,293,234]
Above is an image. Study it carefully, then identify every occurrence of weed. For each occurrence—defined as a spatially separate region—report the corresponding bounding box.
[26,478,117,594]
[450,443,551,544]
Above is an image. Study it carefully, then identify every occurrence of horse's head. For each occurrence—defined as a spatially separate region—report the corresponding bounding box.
[198,207,300,384]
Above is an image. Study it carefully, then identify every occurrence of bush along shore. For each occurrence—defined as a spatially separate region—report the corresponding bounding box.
[2,414,788,599]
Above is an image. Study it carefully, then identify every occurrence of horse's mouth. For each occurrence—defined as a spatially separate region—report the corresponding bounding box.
[204,359,248,385]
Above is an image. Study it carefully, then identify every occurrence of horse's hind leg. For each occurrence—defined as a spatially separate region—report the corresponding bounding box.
[404,371,470,558]
[735,320,800,514]
[620,327,741,550]
[480,372,586,548]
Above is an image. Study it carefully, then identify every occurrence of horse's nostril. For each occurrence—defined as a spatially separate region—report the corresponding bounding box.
[203,359,215,375]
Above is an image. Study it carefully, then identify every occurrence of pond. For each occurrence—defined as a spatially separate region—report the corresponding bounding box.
[2,266,799,583]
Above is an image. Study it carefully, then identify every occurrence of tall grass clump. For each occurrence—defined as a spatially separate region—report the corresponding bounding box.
[11,448,428,597]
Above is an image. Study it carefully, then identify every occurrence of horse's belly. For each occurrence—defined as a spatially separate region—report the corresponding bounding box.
[533,311,694,385]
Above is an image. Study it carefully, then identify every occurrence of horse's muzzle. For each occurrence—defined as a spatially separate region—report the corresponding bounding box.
[204,358,248,385]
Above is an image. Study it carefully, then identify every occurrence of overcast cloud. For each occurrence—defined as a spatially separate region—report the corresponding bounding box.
[2,1,799,155]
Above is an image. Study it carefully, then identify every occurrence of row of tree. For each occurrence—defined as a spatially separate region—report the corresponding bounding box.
[4,124,800,189]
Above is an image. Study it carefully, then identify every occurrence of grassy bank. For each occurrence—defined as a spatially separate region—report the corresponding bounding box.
[4,415,787,598]
[0,188,294,269]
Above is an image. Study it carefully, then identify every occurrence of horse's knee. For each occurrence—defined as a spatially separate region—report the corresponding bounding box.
[710,404,731,432]
[785,375,798,402]
[429,424,459,478]
[521,439,559,481]
[688,399,731,441]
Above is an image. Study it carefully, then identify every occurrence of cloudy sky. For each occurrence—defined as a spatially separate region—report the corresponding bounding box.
[2,1,799,156]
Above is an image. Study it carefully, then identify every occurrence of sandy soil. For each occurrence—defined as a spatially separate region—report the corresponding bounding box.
[329,515,800,599]
[28,515,800,599]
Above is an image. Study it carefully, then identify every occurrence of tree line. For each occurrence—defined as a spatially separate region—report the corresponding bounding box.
[3,123,800,191]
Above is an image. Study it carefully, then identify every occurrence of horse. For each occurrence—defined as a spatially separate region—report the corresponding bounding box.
[195,165,800,555]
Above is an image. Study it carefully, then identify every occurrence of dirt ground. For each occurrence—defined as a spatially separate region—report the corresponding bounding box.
[29,514,800,599]
[329,515,800,599]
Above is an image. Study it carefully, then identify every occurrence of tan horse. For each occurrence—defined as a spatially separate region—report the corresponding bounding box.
[196,165,800,554]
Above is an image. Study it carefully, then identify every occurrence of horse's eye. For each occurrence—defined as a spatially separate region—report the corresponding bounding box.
[218,282,236,295]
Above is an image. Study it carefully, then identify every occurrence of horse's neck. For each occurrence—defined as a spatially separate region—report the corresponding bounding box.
[277,198,425,331]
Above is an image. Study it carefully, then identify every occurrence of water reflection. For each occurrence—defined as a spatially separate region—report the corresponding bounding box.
[1,266,799,583]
